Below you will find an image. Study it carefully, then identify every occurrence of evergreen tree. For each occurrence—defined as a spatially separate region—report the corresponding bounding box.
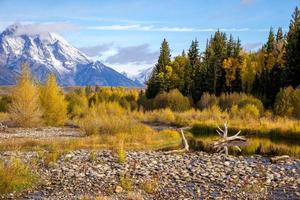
[285,7,300,87]
[40,74,68,126]
[204,31,227,95]
[9,64,42,127]
[146,39,171,98]
[187,39,201,101]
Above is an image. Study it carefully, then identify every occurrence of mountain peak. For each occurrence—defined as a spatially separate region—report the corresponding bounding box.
[2,23,22,36]
[0,24,141,87]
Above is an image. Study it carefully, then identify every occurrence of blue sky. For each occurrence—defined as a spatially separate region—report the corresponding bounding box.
[0,0,298,74]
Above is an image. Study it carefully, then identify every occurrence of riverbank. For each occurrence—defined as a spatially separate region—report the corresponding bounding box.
[1,150,299,199]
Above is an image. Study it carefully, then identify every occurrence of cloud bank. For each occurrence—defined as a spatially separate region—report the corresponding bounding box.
[11,22,79,36]
[105,44,158,65]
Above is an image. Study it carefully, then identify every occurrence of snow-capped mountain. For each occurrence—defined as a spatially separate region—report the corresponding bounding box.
[0,24,142,87]
[130,67,153,85]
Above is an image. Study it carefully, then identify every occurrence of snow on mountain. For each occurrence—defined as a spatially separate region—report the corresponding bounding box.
[127,67,153,85]
[0,24,142,87]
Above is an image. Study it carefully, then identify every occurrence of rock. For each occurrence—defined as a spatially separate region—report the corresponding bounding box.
[224,161,230,167]
[115,186,123,193]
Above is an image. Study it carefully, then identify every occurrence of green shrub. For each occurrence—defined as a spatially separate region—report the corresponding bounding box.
[0,158,37,195]
[197,92,218,110]
[274,87,296,117]
[292,88,300,119]
[238,95,264,115]
[153,89,190,111]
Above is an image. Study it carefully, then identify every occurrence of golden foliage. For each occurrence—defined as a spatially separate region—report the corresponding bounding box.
[8,65,42,127]
[40,74,68,126]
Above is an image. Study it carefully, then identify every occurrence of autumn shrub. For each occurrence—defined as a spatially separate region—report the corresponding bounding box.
[66,89,89,119]
[218,93,241,110]
[197,92,218,110]
[239,104,260,119]
[274,86,300,118]
[40,74,68,126]
[238,95,264,115]
[8,65,42,127]
[79,106,101,135]
[141,108,176,124]
[0,158,37,195]
[153,89,190,111]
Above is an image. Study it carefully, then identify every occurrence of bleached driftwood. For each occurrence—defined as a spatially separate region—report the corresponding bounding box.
[165,127,189,154]
[213,122,246,155]
[270,155,290,163]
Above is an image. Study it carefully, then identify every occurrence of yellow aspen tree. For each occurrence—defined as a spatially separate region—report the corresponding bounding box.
[40,74,68,126]
[9,64,42,127]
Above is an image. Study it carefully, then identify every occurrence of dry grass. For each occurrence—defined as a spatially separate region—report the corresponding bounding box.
[0,158,37,195]
[135,107,300,139]
[0,129,181,152]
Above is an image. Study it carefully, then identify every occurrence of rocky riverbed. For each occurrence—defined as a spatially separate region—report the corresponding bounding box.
[1,150,299,200]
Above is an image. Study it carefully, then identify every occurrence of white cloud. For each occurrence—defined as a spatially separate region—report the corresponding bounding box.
[88,24,267,32]
[105,44,158,65]
[12,22,79,36]
[88,24,153,31]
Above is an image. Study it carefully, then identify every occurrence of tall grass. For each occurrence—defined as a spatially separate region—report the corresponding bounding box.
[0,158,37,195]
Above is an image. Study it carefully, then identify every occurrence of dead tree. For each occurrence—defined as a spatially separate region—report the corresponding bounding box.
[213,122,246,155]
[165,127,189,154]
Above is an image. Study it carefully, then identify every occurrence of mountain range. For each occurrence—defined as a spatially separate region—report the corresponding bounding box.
[0,24,143,87]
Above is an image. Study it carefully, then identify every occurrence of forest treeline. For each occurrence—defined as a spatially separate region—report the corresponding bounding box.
[145,7,300,109]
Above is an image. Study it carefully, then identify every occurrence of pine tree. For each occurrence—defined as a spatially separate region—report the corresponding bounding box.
[204,31,227,95]
[9,64,42,127]
[146,39,171,98]
[40,74,68,126]
[285,7,300,87]
[187,39,202,101]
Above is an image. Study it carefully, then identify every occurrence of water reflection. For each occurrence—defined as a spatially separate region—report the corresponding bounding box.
[187,133,300,157]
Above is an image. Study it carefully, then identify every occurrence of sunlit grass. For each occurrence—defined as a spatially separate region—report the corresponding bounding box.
[0,158,37,195]
[0,129,181,152]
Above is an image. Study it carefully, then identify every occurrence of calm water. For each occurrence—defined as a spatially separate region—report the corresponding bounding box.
[187,133,300,157]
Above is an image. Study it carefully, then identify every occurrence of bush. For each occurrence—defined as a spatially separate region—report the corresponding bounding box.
[142,108,176,124]
[238,95,264,115]
[197,93,218,110]
[239,104,260,119]
[79,106,101,135]
[66,89,89,119]
[153,89,190,111]
[0,158,37,194]
[218,93,240,110]
[8,65,42,127]
[40,75,68,126]
[274,86,300,118]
